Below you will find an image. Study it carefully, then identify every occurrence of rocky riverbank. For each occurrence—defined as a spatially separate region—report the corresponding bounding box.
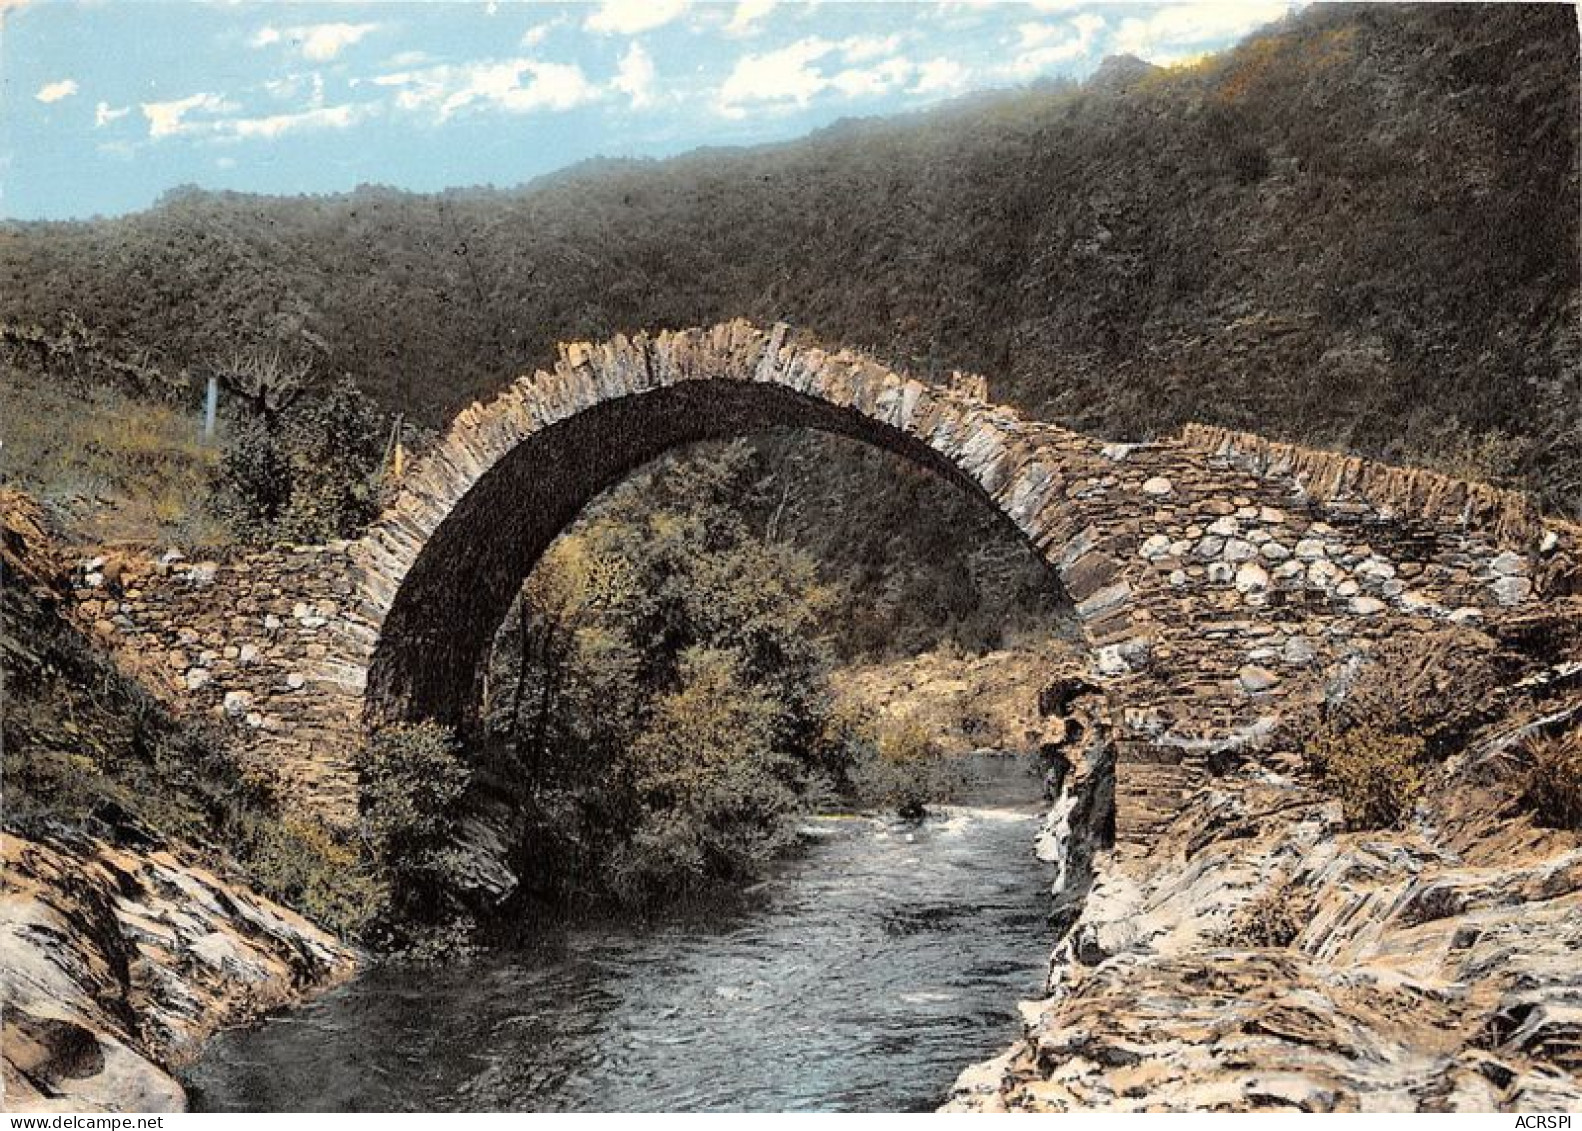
[947,614,1582,1112]
[0,488,361,1113]
[1,830,357,1112]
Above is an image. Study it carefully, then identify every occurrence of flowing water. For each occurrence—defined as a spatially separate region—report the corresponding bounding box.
[183,755,1053,1112]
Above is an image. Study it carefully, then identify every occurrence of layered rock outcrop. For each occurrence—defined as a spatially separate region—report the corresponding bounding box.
[0,832,356,1112]
[948,606,1582,1112]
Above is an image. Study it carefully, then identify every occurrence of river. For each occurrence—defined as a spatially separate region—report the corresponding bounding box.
[182,755,1053,1112]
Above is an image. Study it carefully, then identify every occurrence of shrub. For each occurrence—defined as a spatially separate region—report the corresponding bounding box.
[848,715,962,819]
[1521,727,1582,831]
[357,722,473,924]
[479,446,876,911]
[1221,883,1310,948]
[613,648,805,902]
[277,380,388,541]
[235,817,386,940]
[1304,724,1425,830]
[210,416,294,538]
[210,378,387,544]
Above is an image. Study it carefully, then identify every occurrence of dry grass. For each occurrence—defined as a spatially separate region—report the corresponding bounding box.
[1522,727,1582,831]
[1304,725,1426,831]
[1221,882,1311,948]
[2,368,227,544]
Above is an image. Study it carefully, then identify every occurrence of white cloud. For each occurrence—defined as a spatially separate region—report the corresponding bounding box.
[839,34,902,64]
[1006,12,1104,77]
[719,38,832,113]
[585,0,687,36]
[829,56,912,99]
[1112,2,1290,62]
[262,72,325,106]
[251,22,379,62]
[910,57,968,96]
[613,42,657,109]
[141,92,235,139]
[717,35,916,116]
[35,79,79,103]
[375,58,599,119]
[723,0,774,37]
[223,103,369,139]
[94,101,130,127]
[137,89,364,141]
[520,20,557,47]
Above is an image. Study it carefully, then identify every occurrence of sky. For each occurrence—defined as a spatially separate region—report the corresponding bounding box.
[2,0,1298,220]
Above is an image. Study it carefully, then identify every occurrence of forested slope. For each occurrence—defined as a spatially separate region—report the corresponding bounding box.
[5,3,1574,509]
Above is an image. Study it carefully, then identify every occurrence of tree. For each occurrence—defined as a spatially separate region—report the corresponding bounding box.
[210,346,312,429]
[209,376,388,543]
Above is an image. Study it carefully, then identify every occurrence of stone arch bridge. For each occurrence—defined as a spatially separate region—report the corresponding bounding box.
[69,321,1579,838]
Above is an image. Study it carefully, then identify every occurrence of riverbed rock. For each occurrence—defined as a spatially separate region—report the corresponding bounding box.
[0,833,357,1113]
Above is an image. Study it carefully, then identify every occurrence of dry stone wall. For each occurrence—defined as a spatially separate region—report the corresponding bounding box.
[67,543,365,818]
[63,321,1580,836]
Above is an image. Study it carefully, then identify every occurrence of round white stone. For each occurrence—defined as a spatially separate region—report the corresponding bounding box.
[1234,562,1269,592]
[1307,559,1343,588]
[1139,534,1173,560]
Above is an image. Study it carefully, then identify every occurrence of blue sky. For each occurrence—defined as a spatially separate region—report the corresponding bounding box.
[2,1,1296,220]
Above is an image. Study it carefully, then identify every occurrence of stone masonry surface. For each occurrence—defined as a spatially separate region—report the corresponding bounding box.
[62,321,1581,834]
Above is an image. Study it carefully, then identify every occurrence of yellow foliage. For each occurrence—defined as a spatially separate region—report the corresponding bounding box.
[877,715,941,766]
[1304,725,1425,830]
[630,648,778,788]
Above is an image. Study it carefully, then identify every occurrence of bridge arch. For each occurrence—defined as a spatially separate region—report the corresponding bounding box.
[57,321,1571,833]
[349,320,1145,732]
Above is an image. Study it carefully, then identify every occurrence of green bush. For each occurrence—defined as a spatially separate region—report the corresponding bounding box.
[1304,725,1425,830]
[848,716,962,819]
[210,378,386,543]
[612,648,806,902]
[1522,728,1582,831]
[478,446,871,911]
[211,415,295,538]
[235,817,386,940]
[356,721,474,926]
